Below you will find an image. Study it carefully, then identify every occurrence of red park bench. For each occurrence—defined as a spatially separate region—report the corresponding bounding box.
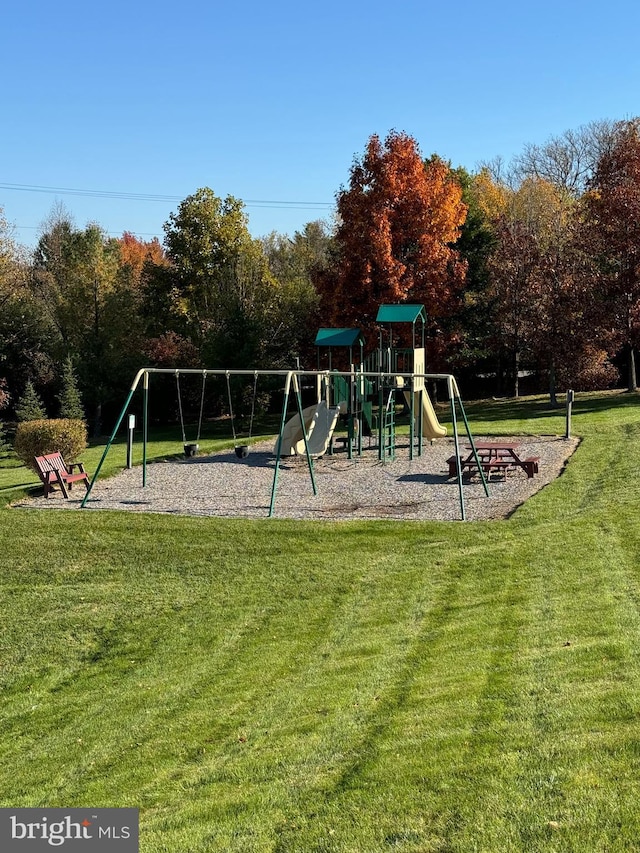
[34,452,91,499]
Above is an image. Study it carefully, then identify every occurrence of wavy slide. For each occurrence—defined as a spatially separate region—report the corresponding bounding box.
[275,400,342,457]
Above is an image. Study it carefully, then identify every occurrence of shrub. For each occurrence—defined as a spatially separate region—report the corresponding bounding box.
[15,381,47,422]
[14,419,88,471]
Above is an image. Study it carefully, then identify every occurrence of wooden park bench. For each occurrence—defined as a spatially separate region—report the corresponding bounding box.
[34,452,90,498]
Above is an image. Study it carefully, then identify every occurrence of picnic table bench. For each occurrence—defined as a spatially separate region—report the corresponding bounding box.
[34,452,91,498]
[447,441,540,479]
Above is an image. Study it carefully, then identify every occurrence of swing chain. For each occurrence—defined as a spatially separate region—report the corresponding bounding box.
[196,370,207,443]
[225,372,238,443]
[226,371,258,448]
[177,370,207,446]
[247,371,258,442]
[175,371,186,444]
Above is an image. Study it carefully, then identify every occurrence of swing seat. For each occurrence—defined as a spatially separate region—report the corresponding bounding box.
[235,444,250,459]
[184,443,199,457]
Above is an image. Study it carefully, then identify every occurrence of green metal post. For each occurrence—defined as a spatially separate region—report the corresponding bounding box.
[378,380,384,462]
[418,386,424,457]
[447,377,489,522]
[269,372,317,518]
[143,370,149,488]
[269,373,291,517]
[448,382,466,521]
[454,382,489,498]
[350,364,358,459]
[294,373,317,496]
[409,381,415,461]
[81,369,145,508]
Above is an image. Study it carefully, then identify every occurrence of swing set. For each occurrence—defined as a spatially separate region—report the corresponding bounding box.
[82,368,319,517]
[81,366,485,520]
[174,370,259,460]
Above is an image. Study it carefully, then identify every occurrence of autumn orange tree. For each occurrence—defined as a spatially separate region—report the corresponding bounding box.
[117,232,166,286]
[318,131,467,353]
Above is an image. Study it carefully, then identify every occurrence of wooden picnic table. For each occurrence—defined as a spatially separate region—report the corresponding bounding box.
[447,441,540,479]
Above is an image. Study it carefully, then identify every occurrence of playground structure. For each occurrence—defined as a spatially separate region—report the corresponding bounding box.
[283,304,447,461]
[81,303,489,520]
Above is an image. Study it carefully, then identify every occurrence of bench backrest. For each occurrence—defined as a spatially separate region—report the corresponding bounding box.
[34,452,66,474]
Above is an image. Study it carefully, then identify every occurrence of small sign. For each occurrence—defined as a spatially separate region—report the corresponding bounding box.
[0,809,138,851]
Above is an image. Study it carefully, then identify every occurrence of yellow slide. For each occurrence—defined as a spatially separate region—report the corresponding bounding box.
[275,401,342,457]
[404,390,447,440]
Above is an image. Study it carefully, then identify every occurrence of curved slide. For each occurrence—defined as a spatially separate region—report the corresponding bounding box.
[404,390,447,440]
[275,400,342,457]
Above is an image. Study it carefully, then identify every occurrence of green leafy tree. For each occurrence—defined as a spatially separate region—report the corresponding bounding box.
[448,167,497,378]
[162,187,282,368]
[57,357,85,420]
[0,207,53,407]
[15,380,47,421]
[32,215,143,433]
[261,221,330,365]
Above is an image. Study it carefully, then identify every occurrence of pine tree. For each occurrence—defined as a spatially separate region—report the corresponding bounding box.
[58,357,85,420]
[0,378,9,453]
[15,380,47,422]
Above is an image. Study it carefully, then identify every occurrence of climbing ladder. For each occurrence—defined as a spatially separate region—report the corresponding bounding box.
[379,386,396,462]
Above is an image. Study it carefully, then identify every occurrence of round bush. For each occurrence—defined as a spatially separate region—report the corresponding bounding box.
[14,419,88,471]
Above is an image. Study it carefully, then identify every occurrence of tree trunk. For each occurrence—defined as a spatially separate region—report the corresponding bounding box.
[549,358,557,407]
[513,350,520,398]
[628,344,637,392]
[93,402,102,438]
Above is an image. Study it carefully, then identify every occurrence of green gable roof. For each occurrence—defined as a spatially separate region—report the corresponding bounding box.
[314,328,364,348]
[375,304,426,324]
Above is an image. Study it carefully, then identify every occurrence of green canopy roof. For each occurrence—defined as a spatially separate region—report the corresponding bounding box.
[314,328,365,348]
[375,304,426,324]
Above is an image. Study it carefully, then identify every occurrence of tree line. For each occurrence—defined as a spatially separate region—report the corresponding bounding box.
[1,117,640,434]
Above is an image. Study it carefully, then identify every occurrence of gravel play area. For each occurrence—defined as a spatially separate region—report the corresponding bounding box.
[15,435,579,522]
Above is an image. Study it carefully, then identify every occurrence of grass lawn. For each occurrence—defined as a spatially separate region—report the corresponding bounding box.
[2,390,640,851]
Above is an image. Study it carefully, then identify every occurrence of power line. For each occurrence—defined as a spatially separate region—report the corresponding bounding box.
[13,224,161,238]
[0,182,334,210]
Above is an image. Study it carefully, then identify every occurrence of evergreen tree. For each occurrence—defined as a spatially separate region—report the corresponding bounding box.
[0,378,9,453]
[58,357,85,420]
[15,380,47,422]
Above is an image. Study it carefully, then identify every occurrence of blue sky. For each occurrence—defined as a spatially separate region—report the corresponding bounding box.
[3,0,640,248]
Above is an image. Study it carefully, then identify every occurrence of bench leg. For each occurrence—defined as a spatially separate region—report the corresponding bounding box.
[43,473,53,498]
[448,458,463,478]
[56,473,70,499]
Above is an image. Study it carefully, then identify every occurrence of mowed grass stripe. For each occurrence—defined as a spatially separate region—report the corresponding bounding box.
[2,391,640,851]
